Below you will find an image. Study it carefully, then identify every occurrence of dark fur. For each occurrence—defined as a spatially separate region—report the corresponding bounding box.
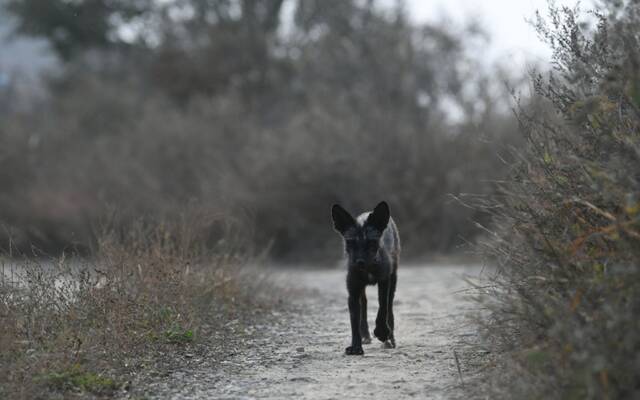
[331,201,401,355]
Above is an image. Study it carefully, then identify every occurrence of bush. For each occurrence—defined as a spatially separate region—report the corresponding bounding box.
[0,211,269,399]
[477,2,640,398]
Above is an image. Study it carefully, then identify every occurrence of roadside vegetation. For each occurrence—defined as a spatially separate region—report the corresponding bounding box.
[0,211,271,399]
[0,1,523,397]
[476,2,640,398]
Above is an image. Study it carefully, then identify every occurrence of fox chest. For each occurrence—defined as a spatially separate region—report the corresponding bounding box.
[362,267,385,285]
[366,272,377,285]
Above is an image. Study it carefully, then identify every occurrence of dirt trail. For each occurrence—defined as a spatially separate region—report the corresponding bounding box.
[145,265,484,399]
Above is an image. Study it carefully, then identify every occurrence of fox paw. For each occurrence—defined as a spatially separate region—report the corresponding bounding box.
[345,346,364,355]
[383,339,395,349]
[374,326,390,342]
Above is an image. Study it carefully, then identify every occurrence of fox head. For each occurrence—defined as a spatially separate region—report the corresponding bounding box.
[331,201,390,270]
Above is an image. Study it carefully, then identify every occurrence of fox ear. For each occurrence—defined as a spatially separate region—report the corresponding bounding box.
[366,201,390,231]
[332,204,356,234]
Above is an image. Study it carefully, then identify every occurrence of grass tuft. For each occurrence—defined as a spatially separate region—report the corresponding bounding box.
[39,364,119,394]
[164,328,195,344]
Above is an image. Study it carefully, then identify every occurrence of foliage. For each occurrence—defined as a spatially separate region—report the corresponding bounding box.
[6,0,153,60]
[477,2,640,398]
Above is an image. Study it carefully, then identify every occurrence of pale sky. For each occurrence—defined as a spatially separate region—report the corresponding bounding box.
[0,0,593,77]
[403,0,590,68]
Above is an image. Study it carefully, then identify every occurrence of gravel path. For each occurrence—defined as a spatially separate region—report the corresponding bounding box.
[145,265,485,399]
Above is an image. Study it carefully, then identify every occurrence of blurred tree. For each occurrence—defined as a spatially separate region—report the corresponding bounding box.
[6,0,153,60]
[0,0,519,259]
[149,0,287,102]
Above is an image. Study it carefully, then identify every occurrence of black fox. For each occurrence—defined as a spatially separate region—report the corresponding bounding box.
[331,201,401,355]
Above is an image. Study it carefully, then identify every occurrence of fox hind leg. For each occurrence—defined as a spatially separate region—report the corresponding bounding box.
[388,270,397,348]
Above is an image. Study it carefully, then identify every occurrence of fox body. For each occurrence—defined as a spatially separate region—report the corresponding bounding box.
[331,201,400,355]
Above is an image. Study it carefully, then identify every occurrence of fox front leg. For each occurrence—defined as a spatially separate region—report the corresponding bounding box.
[345,289,364,355]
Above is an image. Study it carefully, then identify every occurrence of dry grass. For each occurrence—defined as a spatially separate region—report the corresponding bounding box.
[0,210,270,399]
